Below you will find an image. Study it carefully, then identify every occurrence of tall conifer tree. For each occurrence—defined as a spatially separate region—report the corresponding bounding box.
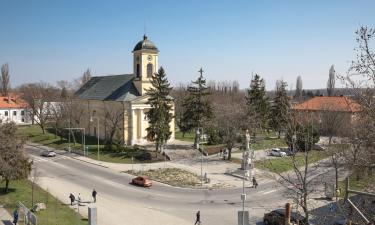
[271,80,290,138]
[246,74,270,132]
[181,68,213,148]
[145,67,173,153]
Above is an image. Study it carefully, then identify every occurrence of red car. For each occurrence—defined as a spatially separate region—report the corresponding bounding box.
[132,176,152,187]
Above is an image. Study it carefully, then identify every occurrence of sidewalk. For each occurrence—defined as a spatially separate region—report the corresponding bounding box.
[26,142,275,189]
[0,206,12,225]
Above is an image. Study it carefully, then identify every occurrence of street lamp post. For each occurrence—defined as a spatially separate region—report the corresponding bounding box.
[90,116,100,160]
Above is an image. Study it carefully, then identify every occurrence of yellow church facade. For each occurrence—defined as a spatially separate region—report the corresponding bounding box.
[75,35,175,145]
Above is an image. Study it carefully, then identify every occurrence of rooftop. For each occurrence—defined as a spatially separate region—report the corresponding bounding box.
[74,74,140,101]
[292,96,361,112]
[0,96,28,109]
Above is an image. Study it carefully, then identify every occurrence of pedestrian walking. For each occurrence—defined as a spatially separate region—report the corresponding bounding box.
[194,210,201,225]
[13,209,18,225]
[92,189,97,203]
[77,193,81,205]
[69,193,75,206]
[252,177,258,189]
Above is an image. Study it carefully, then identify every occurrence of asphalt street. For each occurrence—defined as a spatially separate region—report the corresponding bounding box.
[26,146,341,225]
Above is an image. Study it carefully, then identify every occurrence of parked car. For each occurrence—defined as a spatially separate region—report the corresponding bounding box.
[269,148,287,157]
[41,150,56,157]
[132,176,152,187]
[313,144,326,151]
[263,209,307,225]
[280,147,296,156]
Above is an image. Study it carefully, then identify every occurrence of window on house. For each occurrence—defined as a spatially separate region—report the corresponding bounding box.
[5,111,8,116]
[22,118,25,122]
[147,63,153,77]
[13,111,17,116]
[136,64,140,78]
[21,110,25,116]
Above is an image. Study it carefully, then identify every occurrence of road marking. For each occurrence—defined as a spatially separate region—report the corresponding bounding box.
[260,190,277,195]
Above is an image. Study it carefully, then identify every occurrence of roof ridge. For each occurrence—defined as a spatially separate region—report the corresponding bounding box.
[92,74,133,79]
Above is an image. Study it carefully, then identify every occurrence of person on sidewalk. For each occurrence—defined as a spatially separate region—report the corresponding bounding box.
[194,210,201,225]
[92,189,97,203]
[13,208,18,225]
[252,177,258,189]
[69,193,75,206]
[77,193,81,205]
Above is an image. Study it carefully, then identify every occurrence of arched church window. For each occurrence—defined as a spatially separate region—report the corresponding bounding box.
[136,64,140,78]
[147,63,153,77]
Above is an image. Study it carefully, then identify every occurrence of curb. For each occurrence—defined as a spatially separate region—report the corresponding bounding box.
[26,144,109,169]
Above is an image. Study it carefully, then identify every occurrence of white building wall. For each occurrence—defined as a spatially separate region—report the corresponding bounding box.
[0,108,30,124]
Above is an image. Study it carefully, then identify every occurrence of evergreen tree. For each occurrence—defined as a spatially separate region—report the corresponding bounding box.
[271,80,291,138]
[145,67,173,153]
[245,74,270,132]
[181,68,213,148]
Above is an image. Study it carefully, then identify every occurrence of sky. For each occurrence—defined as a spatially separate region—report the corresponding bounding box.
[0,0,374,90]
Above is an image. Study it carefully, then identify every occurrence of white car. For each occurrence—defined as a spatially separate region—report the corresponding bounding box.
[270,148,287,157]
[41,150,56,157]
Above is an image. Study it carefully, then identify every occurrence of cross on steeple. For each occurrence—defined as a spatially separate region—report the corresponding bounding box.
[198,68,204,78]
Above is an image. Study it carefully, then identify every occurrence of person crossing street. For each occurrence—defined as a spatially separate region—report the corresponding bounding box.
[92,189,97,203]
[194,210,201,225]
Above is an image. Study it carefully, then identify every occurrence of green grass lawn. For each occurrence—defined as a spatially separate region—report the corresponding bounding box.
[338,173,375,196]
[0,180,87,225]
[18,125,162,164]
[251,137,287,151]
[174,131,195,142]
[254,148,335,173]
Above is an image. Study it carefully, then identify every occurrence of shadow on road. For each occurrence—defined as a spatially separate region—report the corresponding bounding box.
[1,220,13,225]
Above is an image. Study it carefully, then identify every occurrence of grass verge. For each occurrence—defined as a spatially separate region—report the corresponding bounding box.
[18,125,163,163]
[0,180,87,225]
[254,148,336,173]
[126,168,201,187]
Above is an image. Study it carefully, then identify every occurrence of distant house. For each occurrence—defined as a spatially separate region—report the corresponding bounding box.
[0,96,30,124]
[292,96,361,129]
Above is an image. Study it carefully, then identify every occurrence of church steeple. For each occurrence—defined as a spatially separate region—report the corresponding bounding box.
[132,35,159,95]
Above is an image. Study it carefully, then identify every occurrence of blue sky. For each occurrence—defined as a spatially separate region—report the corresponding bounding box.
[0,0,374,90]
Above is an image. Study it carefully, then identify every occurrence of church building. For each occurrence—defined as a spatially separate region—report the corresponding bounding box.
[75,35,175,145]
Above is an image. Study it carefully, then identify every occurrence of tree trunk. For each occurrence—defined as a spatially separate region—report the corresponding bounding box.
[278,130,281,139]
[227,148,232,160]
[42,126,46,135]
[329,135,333,145]
[5,179,9,193]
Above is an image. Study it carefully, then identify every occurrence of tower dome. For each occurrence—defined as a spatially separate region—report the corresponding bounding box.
[133,35,159,52]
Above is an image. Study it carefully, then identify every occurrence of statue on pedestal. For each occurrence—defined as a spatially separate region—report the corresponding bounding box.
[242,130,251,170]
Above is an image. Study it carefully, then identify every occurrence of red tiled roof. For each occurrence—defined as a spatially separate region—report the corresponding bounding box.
[292,96,361,112]
[0,96,28,109]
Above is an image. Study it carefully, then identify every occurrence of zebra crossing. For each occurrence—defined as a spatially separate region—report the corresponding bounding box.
[30,154,69,163]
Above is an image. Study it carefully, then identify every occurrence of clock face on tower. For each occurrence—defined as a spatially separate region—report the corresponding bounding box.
[147,55,152,61]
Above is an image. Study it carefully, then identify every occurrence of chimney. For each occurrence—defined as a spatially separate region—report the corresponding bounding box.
[285,203,291,225]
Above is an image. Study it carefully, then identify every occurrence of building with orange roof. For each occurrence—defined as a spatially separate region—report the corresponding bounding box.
[292,96,361,134]
[0,96,30,124]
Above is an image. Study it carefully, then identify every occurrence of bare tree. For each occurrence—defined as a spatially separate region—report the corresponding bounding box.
[210,91,246,160]
[327,65,336,96]
[271,114,324,224]
[318,104,346,144]
[1,63,10,96]
[82,69,91,85]
[295,75,303,100]
[19,82,58,134]
[103,102,124,149]
[340,26,375,179]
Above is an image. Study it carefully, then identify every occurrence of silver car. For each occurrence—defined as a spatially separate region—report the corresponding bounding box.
[270,148,287,157]
[41,150,56,157]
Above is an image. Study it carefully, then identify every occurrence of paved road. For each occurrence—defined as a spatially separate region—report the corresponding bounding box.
[27,146,289,225]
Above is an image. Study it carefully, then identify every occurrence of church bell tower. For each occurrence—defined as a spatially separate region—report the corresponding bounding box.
[132,35,159,96]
